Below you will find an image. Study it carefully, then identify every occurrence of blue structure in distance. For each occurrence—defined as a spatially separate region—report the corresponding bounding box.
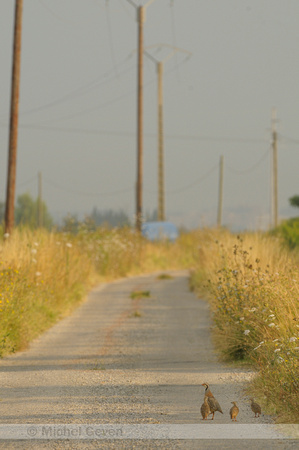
[141,221,179,242]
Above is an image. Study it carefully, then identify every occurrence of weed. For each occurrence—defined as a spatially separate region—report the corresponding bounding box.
[157,273,173,280]
[130,290,151,300]
[190,230,299,423]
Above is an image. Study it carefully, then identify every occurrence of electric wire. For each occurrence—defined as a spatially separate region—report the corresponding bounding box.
[105,0,119,78]
[38,0,79,25]
[279,134,299,145]
[0,121,269,145]
[16,176,37,188]
[117,0,136,20]
[19,56,192,126]
[226,147,270,174]
[165,163,219,194]
[43,177,133,197]
[16,59,135,119]
[169,0,181,82]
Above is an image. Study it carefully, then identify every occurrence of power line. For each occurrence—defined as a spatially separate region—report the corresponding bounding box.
[105,0,119,78]
[38,0,79,25]
[17,176,36,188]
[43,177,133,197]
[12,58,135,119]
[165,163,219,194]
[169,0,180,82]
[279,134,299,145]
[226,147,270,174]
[0,121,270,145]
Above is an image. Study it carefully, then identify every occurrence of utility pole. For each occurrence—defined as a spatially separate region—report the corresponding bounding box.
[157,61,164,221]
[271,108,278,228]
[5,0,23,235]
[38,172,43,228]
[217,155,224,227]
[126,0,158,232]
[144,45,191,222]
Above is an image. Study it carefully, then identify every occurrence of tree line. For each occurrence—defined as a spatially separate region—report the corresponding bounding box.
[0,193,157,232]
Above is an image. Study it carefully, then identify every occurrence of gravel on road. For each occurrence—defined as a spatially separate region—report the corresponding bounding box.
[0,271,297,449]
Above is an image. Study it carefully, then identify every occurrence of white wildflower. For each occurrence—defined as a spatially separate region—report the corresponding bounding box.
[273,339,279,342]
[31,249,37,254]
[239,317,244,321]
[66,243,72,248]
[249,308,257,312]
[268,323,275,327]
[289,337,297,343]
[253,341,264,351]
[34,242,39,247]
[35,272,41,277]
[277,356,284,363]
[274,348,281,353]
[269,314,275,318]
[3,233,10,239]
[244,330,250,335]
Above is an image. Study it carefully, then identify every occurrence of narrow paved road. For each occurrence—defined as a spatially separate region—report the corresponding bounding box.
[0,271,297,449]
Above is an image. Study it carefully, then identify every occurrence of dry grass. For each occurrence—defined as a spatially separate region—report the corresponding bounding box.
[0,226,192,358]
[190,228,299,423]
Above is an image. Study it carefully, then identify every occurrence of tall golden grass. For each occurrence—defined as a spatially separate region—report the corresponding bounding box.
[1,226,298,422]
[190,228,299,423]
[0,226,191,357]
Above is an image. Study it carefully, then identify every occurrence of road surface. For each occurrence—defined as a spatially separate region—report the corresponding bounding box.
[0,271,297,448]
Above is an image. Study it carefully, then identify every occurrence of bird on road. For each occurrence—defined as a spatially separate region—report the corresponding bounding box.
[201,382,223,420]
[250,398,261,417]
[230,401,239,421]
[200,395,210,420]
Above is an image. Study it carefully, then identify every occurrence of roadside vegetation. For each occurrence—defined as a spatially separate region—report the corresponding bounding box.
[189,227,299,423]
[0,225,192,358]
[0,220,298,423]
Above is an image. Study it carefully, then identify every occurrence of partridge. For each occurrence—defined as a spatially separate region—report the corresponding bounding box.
[201,382,223,419]
[229,401,239,421]
[250,398,261,417]
[200,395,210,420]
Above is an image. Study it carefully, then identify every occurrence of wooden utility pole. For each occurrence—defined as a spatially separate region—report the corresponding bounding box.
[38,172,43,228]
[5,0,23,235]
[157,62,164,221]
[217,155,224,227]
[126,0,159,231]
[136,5,144,232]
[272,108,278,228]
[144,45,191,222]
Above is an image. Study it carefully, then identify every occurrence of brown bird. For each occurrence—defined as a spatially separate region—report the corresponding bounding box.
[201,382,223,420]
[250,398,261,417]
[229,401,239,421]
[200,395,210,420]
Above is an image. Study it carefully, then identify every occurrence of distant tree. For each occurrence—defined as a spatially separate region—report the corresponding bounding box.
[0,201,4,224]
[15,192,53,229]
[289,195,299,209]
[89,208,131,228]
[144,209,158,222]
[61,213,80,233]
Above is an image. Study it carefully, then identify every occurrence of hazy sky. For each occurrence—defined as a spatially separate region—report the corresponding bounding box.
[1,0,299,229]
